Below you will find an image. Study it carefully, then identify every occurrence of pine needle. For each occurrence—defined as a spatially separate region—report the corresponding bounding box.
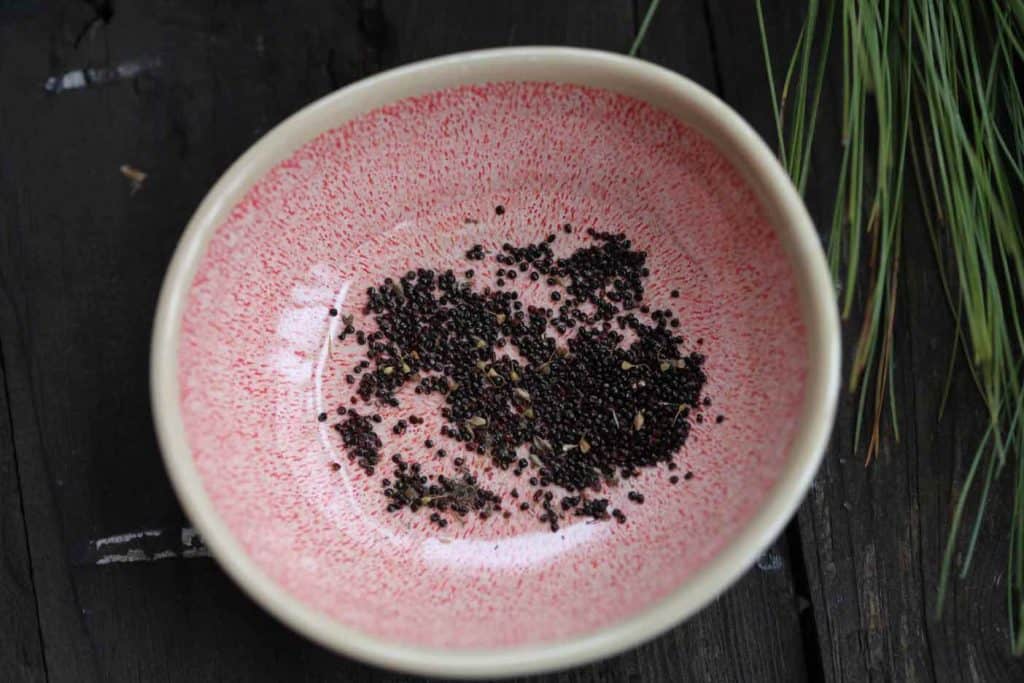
[629,0,661,57]
[758,0,1024,652]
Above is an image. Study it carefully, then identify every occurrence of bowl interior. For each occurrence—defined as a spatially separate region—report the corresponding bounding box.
[174,80,807,651]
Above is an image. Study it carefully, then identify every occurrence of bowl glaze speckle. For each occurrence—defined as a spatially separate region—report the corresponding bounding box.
[152,48,840,678]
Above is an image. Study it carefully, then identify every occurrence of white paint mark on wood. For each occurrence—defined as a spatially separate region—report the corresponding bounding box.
[96,549,150,565]
[89,526,209,565]
[181,526,201,547]
[94,529,162,548]
[44,56,162,93]
[756,548,785,572]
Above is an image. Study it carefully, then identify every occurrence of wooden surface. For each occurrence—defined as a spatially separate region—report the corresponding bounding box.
[0,1,1021,680]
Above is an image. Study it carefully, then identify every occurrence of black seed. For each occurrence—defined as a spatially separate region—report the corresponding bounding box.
[332,225,708,531]
[495,205,505,215]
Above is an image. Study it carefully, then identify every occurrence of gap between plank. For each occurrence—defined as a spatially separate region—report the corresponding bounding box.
[700,0,724,94]
[786,519,827,682]
[0,331,51,683]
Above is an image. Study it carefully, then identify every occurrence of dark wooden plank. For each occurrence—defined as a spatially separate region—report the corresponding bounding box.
[632,0,720,93]
[0,0,807,681]
[705,1,1024,681]
[376,0,637,62]
[0,1,372,681]
[0,2,104,675]
[0,341,47,682]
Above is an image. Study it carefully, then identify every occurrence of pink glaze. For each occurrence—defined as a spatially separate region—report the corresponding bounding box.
[177,82,806,648]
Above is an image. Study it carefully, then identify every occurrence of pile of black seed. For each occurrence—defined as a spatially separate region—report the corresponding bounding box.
[382,453,502,525]
[326,214,715,531]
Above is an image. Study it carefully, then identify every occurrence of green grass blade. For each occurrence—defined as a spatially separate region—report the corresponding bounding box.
[629,0,661,57]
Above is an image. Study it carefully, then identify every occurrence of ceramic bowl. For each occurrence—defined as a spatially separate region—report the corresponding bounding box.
[151,47,840,678]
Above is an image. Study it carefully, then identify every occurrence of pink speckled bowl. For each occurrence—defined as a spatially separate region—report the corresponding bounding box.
[151,48,840,678]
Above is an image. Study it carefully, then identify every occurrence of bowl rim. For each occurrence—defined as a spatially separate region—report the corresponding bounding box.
[151,46,840,679]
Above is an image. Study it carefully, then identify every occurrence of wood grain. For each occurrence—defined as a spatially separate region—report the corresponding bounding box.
[0,339,47,682]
